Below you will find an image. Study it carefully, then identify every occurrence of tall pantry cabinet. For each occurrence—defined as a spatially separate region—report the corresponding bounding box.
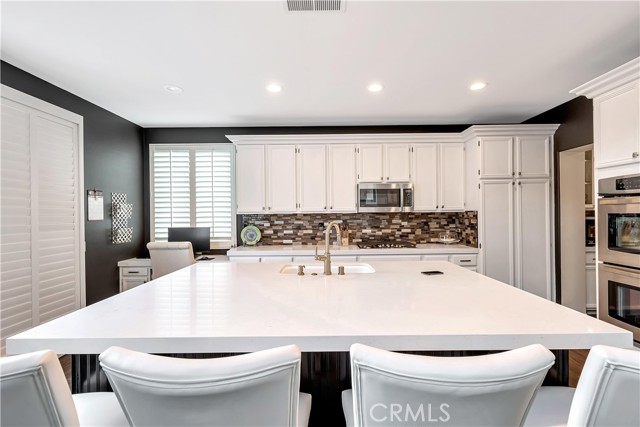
[464,125,559,300]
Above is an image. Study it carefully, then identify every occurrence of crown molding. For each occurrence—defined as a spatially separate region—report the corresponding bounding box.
[226,132,464,145]
[461,124,560,141]
[570,57,640,99]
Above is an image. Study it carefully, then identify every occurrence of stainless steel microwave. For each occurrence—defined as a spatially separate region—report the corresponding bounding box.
[357,183,413,213]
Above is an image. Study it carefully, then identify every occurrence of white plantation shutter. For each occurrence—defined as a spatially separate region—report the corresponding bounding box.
[150,145,235,247]
[152,149,191,241]
[33,115,80,323]
[1,89,84,355]
[1,101,33,356]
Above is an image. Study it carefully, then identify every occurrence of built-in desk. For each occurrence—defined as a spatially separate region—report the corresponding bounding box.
[117,256,229,292]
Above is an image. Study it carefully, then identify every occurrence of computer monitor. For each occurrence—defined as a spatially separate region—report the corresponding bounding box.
[167,227,210,255]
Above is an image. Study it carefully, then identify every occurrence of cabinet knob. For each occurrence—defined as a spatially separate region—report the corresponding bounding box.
[381,177,384,181]
[324,206,326,210]
[512,182,515,186]
[262,206,265,210]
[387,176,389,180]
[436,205,439,209]
[512,172,515,177]
[330,206,333,209]
[633,152,639,158]
[268,206,271,210]
[518,171,522,176]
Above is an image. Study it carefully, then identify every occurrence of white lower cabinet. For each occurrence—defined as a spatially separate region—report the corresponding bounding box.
[230,257,261,263]
[357,255,422,262]
[260,256,293,263]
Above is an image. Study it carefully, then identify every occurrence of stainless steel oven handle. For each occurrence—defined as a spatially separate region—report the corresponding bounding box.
[600,263,640,277]
[598,196,640,205]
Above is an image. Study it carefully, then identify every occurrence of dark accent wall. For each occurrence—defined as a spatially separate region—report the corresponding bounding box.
[522,96,594,303]
[1,61,145,305]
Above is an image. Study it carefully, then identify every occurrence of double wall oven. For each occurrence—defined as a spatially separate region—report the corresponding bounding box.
[598,173,640,344]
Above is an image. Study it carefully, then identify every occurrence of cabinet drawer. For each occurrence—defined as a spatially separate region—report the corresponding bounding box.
[122,267,149,277]
[421,255,449,262]
[450,254,478,267]
[585,252,597,265]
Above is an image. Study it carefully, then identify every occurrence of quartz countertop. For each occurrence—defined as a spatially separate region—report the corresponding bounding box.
[227,243,478,256]
[7,261,631,355]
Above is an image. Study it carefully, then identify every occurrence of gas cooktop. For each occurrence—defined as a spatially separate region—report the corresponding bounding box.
[357,241,416,249]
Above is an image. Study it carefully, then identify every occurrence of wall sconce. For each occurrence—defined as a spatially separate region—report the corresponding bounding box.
[111,192,133,244]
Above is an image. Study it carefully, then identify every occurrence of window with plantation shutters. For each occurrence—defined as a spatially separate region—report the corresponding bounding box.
[150,145,235,248]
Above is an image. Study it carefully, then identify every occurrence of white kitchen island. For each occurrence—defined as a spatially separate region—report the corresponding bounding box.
[7,260,632,426]
[8,260,630,354]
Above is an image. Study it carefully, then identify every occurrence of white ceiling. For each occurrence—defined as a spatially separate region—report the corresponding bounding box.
[2,1,639,127]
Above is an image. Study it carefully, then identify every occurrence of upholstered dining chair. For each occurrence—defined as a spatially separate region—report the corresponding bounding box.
[99,344,312,427]
[146,241,195,279]
[524,345,640,427]
[342,343,555,427]
[0,349,127,427]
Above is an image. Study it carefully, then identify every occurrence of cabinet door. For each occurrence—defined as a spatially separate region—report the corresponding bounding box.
[328,145,357,212]
[266,145,297,213]
[358,144,384,182]
[515,179,551,299]
[480,180,515,285]
[412,144,438,211]
[122,277,147,292]
[594,81,640,168]
[298,145,327,212]
[439,143,465,211]
[479,137,513,178]
[236,145,266,213]
[385,144,411,181]
[516,136,550,178]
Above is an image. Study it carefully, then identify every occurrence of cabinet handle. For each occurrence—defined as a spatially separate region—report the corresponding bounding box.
[459,260,471,263]
[128,271,140,274]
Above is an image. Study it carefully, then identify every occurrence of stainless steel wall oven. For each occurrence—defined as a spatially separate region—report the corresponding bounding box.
[597,173,640,343]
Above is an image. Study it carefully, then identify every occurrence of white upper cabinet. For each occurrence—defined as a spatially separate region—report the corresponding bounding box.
[236,145,266,213]
[412,143,465,212]
[479,135,550,179]
[328,145,357,212]
[570,58,640,169]
[516,136,550,178]
[479,136,513,178]
[357,143,411,182]
[385,144,411,182]
[357,144,384,182]
[266,145,297,213]
[594,81,639,168]
[412,144,439,211]
[439,143,465,210]
[297,145,327,212]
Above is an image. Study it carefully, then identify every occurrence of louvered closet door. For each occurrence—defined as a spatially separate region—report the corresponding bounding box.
[32,113,81,323]
[0,91,83,355]
[1,100,33,355]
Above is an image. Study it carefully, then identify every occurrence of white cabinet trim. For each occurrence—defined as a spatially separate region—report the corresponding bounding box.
[227,133,463,145]
[570,57,640,99]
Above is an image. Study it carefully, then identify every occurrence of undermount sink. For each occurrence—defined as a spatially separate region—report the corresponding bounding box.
[279,263,376,275]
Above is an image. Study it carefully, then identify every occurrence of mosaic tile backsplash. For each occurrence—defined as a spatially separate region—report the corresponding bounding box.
[239,212,478,247]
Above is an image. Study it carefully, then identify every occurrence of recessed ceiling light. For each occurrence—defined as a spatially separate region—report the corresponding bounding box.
[469,81,488,91]
[266,83,283,93]
[163,85,183,93]
[368,83,384,93]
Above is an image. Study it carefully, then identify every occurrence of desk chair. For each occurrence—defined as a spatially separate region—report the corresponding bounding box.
[147,241,195,279]
[100,344,312,427]
[342,343,555,427]
[524,345,640,426]
[0,350,127,427]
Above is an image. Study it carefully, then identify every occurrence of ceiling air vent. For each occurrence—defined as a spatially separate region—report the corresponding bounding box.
[285,0,344,12]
